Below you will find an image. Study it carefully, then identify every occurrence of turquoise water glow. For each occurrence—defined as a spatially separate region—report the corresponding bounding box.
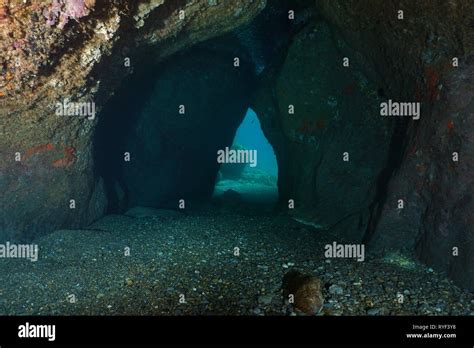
[232,108,278,176]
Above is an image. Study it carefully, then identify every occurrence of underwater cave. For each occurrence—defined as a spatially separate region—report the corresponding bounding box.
[0,0,473,320]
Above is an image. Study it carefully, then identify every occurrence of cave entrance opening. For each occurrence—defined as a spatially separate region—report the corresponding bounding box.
[213,108,279,207]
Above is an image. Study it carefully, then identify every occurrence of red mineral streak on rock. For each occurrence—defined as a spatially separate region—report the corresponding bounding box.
[298,119,323,135]
[414,84,423,102]
[24,143,55,161]
[316,119,326,130]
[298,119,311,134]
[21,143,76,168]
[343,83,356,95]
[425,66,440,102]
[447,120,455,131]
[52,145,76,168]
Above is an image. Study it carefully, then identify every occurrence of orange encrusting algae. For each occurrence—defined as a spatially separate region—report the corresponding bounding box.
[52,146,76,168]
[22,143,76,168]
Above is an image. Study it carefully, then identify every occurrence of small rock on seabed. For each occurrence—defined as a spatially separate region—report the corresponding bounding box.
[0,209,472,316]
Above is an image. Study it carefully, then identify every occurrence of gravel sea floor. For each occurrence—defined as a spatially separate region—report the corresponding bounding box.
[1,206,472,316]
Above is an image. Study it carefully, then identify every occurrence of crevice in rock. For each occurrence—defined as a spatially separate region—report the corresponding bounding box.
[363,117,410,247]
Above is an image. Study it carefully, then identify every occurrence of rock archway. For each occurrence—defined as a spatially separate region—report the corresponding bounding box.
[0,0,473,291]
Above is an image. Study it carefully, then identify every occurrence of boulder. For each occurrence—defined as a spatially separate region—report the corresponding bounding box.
[317,0,474,290]
[282,270,324,315]
[253,21,393,237]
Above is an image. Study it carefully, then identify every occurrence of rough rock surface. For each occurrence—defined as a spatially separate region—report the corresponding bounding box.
[253,20,393,237]
[0,0,265,241]
[371,64,474,290]
[282,269,324,315]
[316,0,474,290]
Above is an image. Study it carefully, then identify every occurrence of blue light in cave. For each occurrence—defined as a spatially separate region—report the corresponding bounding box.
[232,108,278,176]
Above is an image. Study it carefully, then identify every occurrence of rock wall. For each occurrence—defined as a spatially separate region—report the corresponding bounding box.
[0,0,265,241]
[375,63,474,290]
[253,20,393,239]
[316,0,474,290]
[252,0,473,289]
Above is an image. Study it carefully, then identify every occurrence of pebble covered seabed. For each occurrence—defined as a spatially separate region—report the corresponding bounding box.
[0,206,472,316]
